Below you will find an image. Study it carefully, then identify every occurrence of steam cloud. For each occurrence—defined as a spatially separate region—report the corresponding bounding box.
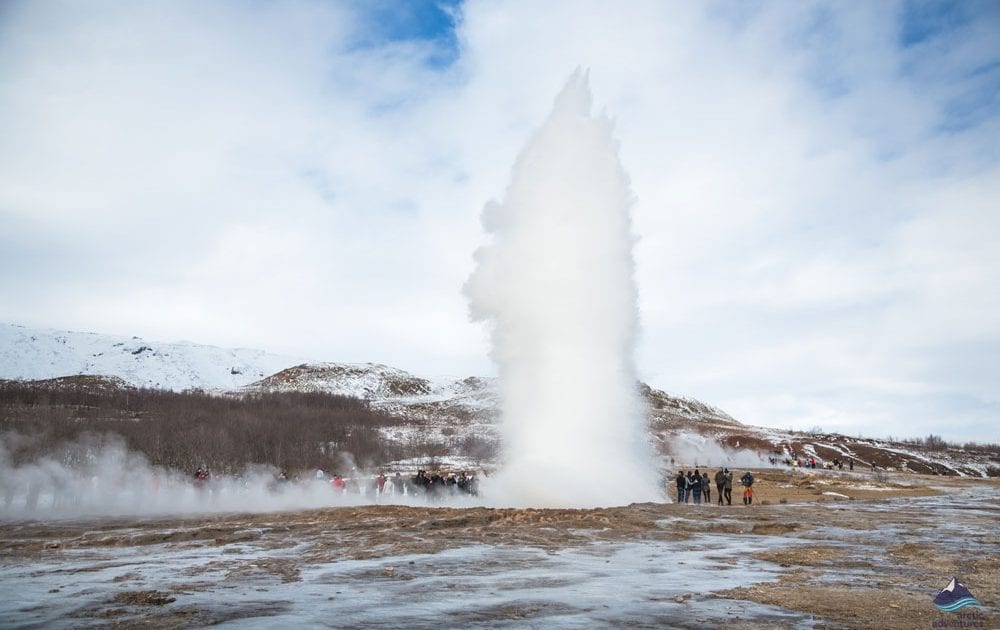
[0,434,469,520]
[465,70,659,507]
[667,432,778,471]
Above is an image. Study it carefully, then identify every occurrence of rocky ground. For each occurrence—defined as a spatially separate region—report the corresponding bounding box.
[1,470,997,629]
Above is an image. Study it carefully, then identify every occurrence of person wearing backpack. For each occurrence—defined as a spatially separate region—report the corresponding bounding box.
[740,471,755,505]
[714,468,726,505]
[723,469,733,505]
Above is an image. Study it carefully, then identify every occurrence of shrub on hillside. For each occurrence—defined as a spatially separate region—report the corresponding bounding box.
[0,381,415,474]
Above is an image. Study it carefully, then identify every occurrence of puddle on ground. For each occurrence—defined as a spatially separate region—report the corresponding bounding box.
[0,532,821,628]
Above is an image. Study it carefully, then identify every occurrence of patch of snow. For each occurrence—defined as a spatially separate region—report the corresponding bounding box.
[0,323,304,391]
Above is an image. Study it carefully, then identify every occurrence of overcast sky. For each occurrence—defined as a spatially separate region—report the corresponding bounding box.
[1,1,998,442]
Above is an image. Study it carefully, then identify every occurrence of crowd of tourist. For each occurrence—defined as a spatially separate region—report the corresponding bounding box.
[264,468,481,500]
[770,453,854,471]
[673,468,756,505]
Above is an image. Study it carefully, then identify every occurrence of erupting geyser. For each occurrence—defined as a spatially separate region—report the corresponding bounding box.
[465,70,659,507]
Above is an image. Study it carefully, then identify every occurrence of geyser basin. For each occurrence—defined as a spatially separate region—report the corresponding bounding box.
[466,70,658,508]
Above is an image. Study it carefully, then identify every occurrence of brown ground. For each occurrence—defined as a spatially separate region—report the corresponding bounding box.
[714,474,999,629]
[676,467,940,505]
[2,470,997,629]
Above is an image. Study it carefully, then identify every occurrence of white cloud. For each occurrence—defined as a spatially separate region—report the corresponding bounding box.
[1,1,997,441]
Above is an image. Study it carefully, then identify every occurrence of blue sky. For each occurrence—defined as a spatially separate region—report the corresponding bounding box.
[352,0,461,67]
[899,0,978,47]
[0,1,998,442]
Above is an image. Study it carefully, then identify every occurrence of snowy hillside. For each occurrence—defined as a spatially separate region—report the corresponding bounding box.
[3,322,995,477]
[246,363,434,399]
[0,323,303,391]
[247,365,497,409]
[246,365,502,454]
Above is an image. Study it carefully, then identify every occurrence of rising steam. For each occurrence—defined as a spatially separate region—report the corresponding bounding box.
[0,434,475,520]
[465,70,659,507]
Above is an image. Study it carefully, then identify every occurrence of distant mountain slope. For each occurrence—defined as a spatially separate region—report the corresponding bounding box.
[0,323,302,391]
[4,322,995,476]
[248,363,434,399]
[245,367,502,458]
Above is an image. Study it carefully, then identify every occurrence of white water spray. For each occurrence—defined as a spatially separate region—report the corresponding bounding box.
[465,71,659,507]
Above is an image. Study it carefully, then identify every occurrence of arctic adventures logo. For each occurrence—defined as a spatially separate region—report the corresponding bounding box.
[933,577,982,614]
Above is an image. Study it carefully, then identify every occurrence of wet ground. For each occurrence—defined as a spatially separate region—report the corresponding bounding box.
[0,470,997,628]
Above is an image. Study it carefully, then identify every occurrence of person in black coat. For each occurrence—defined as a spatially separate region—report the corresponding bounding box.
[691,469,702,505]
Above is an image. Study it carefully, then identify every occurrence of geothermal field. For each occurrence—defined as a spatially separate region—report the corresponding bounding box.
[2,68,997,630]
[1,471,997,628]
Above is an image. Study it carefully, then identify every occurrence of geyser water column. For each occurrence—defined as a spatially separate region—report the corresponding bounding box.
[465,71,659,507]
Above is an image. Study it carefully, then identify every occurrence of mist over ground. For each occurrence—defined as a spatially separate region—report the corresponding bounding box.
[0,434,494,520]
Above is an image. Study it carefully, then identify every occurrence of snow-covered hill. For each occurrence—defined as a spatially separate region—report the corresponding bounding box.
[246,362,434,399]
[0,323,303,391]
[3,322,996,476]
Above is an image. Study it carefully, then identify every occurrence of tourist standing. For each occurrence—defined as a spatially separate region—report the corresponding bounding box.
[741,471,755,505]
[723,469,733,505]
[715,468,726,505]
